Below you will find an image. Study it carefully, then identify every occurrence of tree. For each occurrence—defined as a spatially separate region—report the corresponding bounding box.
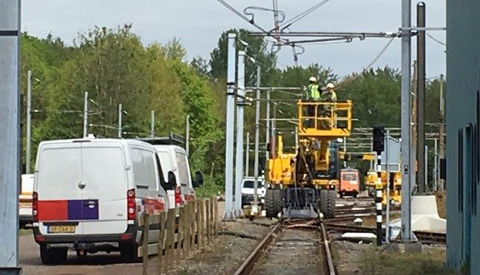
[190,56,210,78]
[38,26,184,140]
[341,67,401,128]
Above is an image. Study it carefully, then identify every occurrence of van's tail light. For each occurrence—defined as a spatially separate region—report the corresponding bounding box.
[32,191,38,222]
[127,189,136,221]
[174,187,183,207]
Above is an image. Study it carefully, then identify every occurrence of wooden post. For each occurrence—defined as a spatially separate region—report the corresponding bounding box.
[196,200,203,249]
[157,211,167,275]
[178,206,185,260]
[214,197,218,237]
[205,199,211,246]
[191,201,197,251]
[183,203,191,256]
[200,200,206,248]
[165,208,176,270]
[142,214,150,275]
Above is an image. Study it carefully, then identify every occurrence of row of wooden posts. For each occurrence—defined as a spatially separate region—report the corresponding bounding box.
[140,197,219,275]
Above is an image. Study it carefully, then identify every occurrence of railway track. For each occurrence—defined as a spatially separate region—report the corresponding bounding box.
[234,221,336,275]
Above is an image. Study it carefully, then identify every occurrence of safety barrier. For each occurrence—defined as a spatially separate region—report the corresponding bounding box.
[140,197,219,275]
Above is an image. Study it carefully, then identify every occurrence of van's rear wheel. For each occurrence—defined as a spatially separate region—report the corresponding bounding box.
[120,242,139,263]
[40,245,67,265]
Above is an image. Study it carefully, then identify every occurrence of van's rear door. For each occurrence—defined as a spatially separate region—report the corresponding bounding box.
[37,144,83,236]
[80,144,128,235]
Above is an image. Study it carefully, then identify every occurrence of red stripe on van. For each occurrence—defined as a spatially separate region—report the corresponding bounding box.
[38,200,68,221]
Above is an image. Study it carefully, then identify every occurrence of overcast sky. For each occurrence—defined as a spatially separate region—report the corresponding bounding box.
[22,0,446,78]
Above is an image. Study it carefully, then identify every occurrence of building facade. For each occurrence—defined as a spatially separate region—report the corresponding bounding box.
[446,0,480,273]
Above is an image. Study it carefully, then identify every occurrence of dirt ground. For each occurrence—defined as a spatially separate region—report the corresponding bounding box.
[332,241,452,275]
[19,202,275,275]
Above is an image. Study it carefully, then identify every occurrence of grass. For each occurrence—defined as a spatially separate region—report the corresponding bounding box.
[357,246,453,275]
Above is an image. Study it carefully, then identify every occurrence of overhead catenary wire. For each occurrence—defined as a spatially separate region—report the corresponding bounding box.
[427,33,446,46]
[279,0,331,31]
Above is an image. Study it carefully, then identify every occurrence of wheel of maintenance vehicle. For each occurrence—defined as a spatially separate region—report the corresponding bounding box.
[326,189,337,219]
[265,189,276,218]
[319,189,328,218]
[273,189,283,216]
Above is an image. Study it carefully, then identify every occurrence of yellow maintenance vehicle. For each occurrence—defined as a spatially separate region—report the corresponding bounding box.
[365,170,402,205]
[340,151,402,205]
[265,100,352,219]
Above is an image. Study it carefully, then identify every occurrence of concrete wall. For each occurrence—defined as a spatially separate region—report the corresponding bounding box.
[446,0,480,272]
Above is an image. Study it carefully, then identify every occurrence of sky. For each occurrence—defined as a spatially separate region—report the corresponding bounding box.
[21,0,446,78]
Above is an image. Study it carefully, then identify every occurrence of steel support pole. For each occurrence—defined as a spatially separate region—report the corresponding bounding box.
[425,145,428,191]
[0,0,21,272]
[186,115,190,157]
[245,131,250,177]
[416,2,426,194]
[266,89,271,161]
[386,130,391,243]
[253,66,261,211]
[401,0,413,241]
[83,92,88,138]
[224,33,236,220]
[438,74,445,192]
[434,138,438,191]
[235,50,246,217]
[150,110,155,138]
[118,104,122,138]
[26,70,32,174]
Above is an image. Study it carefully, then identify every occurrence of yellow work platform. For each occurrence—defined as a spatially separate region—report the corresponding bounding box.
[297,100,352,138]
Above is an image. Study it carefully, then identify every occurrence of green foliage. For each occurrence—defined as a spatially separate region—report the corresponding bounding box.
[341,67,402,128]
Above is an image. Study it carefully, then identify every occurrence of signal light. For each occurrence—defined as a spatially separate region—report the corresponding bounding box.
[372,126,385,153]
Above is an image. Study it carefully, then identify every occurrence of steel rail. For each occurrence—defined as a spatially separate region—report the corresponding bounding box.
[233,223,282,275]
[321,223,336,275]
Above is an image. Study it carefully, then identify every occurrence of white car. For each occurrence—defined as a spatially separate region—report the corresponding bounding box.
[241,177,266,206]
[33,138,173,264]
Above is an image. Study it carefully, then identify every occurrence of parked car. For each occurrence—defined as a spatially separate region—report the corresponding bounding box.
[140,135,204,209]
[19,174,34,228]
[33,138,174,264]
[241,177,266,206]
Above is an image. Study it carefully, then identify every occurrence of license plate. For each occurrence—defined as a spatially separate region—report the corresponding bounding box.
[48,225,76,233]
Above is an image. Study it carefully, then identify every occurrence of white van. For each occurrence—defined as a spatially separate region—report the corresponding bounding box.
[32,138,174,264]
[140,137,204,209]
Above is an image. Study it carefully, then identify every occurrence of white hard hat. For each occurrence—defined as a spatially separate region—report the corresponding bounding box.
[309,76,317,82]
[327,83,335,89]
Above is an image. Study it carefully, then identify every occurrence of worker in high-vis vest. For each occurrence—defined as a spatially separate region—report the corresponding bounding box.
[320,82,338,128]
[303,77,321,127]
[305,77,321,101]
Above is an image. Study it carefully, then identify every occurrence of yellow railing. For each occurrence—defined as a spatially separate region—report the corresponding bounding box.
[297,100,352,138]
